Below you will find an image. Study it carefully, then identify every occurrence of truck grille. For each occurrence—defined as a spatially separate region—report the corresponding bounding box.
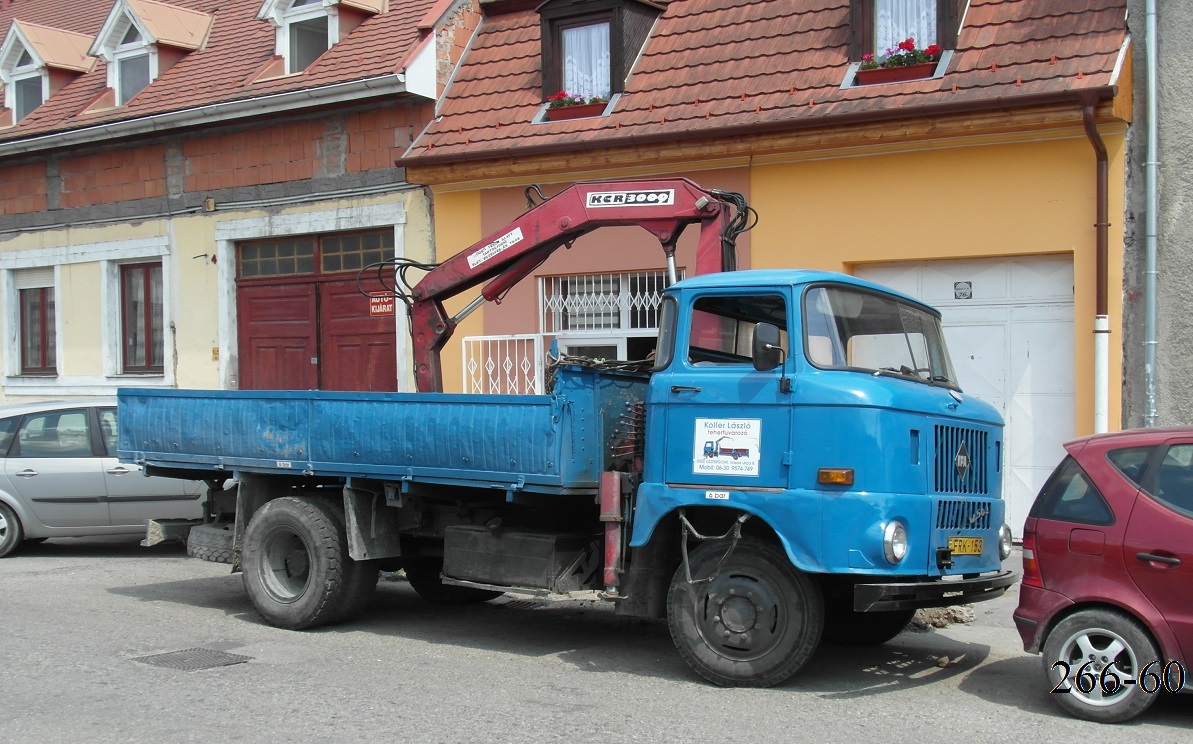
[933,425,989,495]
[936,499,993,530]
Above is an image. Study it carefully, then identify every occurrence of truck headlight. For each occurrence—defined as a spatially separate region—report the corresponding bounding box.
[883,520,908,564]
[999,523,1013,560]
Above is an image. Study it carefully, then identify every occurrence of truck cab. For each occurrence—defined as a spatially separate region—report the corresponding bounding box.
[628,271,1011,662]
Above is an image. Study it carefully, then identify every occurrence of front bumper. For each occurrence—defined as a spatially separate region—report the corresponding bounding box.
[854,570,1018,612]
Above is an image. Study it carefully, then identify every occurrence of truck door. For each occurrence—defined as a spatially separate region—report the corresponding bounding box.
[657,292,792,489]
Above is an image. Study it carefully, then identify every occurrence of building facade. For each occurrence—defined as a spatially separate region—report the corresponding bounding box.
[0,0,480,397]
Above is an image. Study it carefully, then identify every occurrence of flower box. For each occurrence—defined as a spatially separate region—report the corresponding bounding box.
[855,61,938,86]
[545,101,607,121]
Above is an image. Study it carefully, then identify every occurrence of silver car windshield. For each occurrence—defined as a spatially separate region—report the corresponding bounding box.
[803,285,959,389]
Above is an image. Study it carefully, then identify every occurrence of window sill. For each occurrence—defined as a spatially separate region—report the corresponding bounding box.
[536,94,617,124]
[842,51,952,89]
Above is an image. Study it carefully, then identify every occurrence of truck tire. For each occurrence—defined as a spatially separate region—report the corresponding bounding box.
[0,501,24,558]
[821,606,915,647]
[187,523,234,564]
[667,538,823,687]
[241,496,375,629]
[405,557,503,605]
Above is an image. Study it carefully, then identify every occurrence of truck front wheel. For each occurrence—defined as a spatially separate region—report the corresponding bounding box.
[667,538,823,687]
[241,496,376,629]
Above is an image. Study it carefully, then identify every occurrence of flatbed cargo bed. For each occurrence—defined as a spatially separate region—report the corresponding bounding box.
[118,366,647,495]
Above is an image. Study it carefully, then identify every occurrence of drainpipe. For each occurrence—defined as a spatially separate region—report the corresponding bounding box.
[1080,94,1110,433]
[1144,0,1159,426]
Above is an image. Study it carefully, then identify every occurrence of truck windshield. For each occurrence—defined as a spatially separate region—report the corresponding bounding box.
[803,285,959,389]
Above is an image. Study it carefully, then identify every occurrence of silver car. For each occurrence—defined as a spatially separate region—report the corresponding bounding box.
[0,398,203,557]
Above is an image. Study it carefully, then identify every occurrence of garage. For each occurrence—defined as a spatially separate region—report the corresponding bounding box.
[856,256,1075,538]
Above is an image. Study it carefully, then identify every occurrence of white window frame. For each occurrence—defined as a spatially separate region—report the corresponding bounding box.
[112,37,154,105]
[539,269,677,356]
[1,237,172,396]
[259,0,341,75]
[92,8,158,106]
[0,30,48,123]
[10,267,58,377]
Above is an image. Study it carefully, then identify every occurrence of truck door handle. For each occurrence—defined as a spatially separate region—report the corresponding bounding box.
[670,385,701,393]
[15,468,38,478]
[1136,552,1181,566]
[106,466,132,475]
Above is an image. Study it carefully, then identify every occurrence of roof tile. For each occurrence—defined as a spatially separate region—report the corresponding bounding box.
[404,0,1127,164]
[0,0,435,143]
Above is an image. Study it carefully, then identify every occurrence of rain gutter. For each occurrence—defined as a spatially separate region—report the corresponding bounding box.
[1080,92,1112,434]
[0,74,410,158]
[1144,0,1159,426]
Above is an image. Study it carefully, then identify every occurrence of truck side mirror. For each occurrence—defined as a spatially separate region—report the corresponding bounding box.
[752,322,785,372]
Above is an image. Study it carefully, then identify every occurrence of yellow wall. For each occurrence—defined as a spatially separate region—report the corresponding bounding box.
[58,262,103,377]
[429,188,484,392]
[750,130,1126,435]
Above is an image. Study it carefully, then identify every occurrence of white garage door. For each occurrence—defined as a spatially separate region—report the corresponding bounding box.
[857,257,1075,538]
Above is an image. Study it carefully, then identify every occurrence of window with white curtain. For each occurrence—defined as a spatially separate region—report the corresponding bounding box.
[875,0,937,53]
[562,22,611,100]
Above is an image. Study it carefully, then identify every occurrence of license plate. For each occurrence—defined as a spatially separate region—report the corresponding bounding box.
[948,537,983,555]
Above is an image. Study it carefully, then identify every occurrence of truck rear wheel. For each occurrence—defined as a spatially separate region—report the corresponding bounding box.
[405,557,503,605]
[241,496,377,629]
[667,538,823,687]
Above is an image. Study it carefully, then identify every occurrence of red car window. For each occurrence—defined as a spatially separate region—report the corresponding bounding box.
[1106,445,1154,486]
[1149,443,1193,516]
[1029,455,1114,525]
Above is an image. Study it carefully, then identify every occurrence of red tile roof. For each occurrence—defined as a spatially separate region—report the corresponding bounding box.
[403,0,1128,165]
[0,0,436,143]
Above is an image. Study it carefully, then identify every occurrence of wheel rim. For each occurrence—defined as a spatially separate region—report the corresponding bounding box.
[0,512,8,539]
[1053,624,1141,707]
[691,568,788,662]
[257,526,312,604]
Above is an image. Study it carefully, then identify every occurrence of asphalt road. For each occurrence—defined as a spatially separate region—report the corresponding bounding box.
[1,537,1190,743]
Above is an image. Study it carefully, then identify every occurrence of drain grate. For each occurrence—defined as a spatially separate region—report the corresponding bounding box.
[133,647,252,671]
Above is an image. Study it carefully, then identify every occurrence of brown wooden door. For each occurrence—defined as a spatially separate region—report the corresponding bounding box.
[319,278,397,391]
[237,282,318,390]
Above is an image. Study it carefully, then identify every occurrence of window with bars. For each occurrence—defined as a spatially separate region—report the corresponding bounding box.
[121,262,163,372]
[541,270,676,361]
[238,230,394,278]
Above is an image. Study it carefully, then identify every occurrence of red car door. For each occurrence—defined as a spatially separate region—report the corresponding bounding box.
[1122,440,1193,664]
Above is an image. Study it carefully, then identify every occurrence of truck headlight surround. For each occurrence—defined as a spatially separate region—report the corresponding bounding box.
[999,523,1013,560]
[883,520,908,564]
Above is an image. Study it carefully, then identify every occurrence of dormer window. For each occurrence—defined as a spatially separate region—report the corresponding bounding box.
[257,0,377,76]
[288,1,330,73]
[114,25,151,104]
[11,50,44,121]
[88,0,212,109]
[2,21,92,125]
[538,0,662,102]
[850,0,962,59]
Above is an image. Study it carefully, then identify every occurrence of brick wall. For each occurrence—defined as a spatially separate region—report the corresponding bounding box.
[183,120,324,192]
[0,162,48,214]
[0,101,434,216]
[58,147,168,208]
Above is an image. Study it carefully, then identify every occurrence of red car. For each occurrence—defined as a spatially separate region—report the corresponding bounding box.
[1014,427,1193,723]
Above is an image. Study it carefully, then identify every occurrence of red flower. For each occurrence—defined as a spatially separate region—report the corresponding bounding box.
[898,38,916,52]
[925,44,941,57]
[862,53,874,62]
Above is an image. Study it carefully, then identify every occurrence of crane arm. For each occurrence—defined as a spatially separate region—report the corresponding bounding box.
[408,178,749,392]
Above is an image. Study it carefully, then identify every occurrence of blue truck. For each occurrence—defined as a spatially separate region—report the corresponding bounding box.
[119,179,1015,687]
